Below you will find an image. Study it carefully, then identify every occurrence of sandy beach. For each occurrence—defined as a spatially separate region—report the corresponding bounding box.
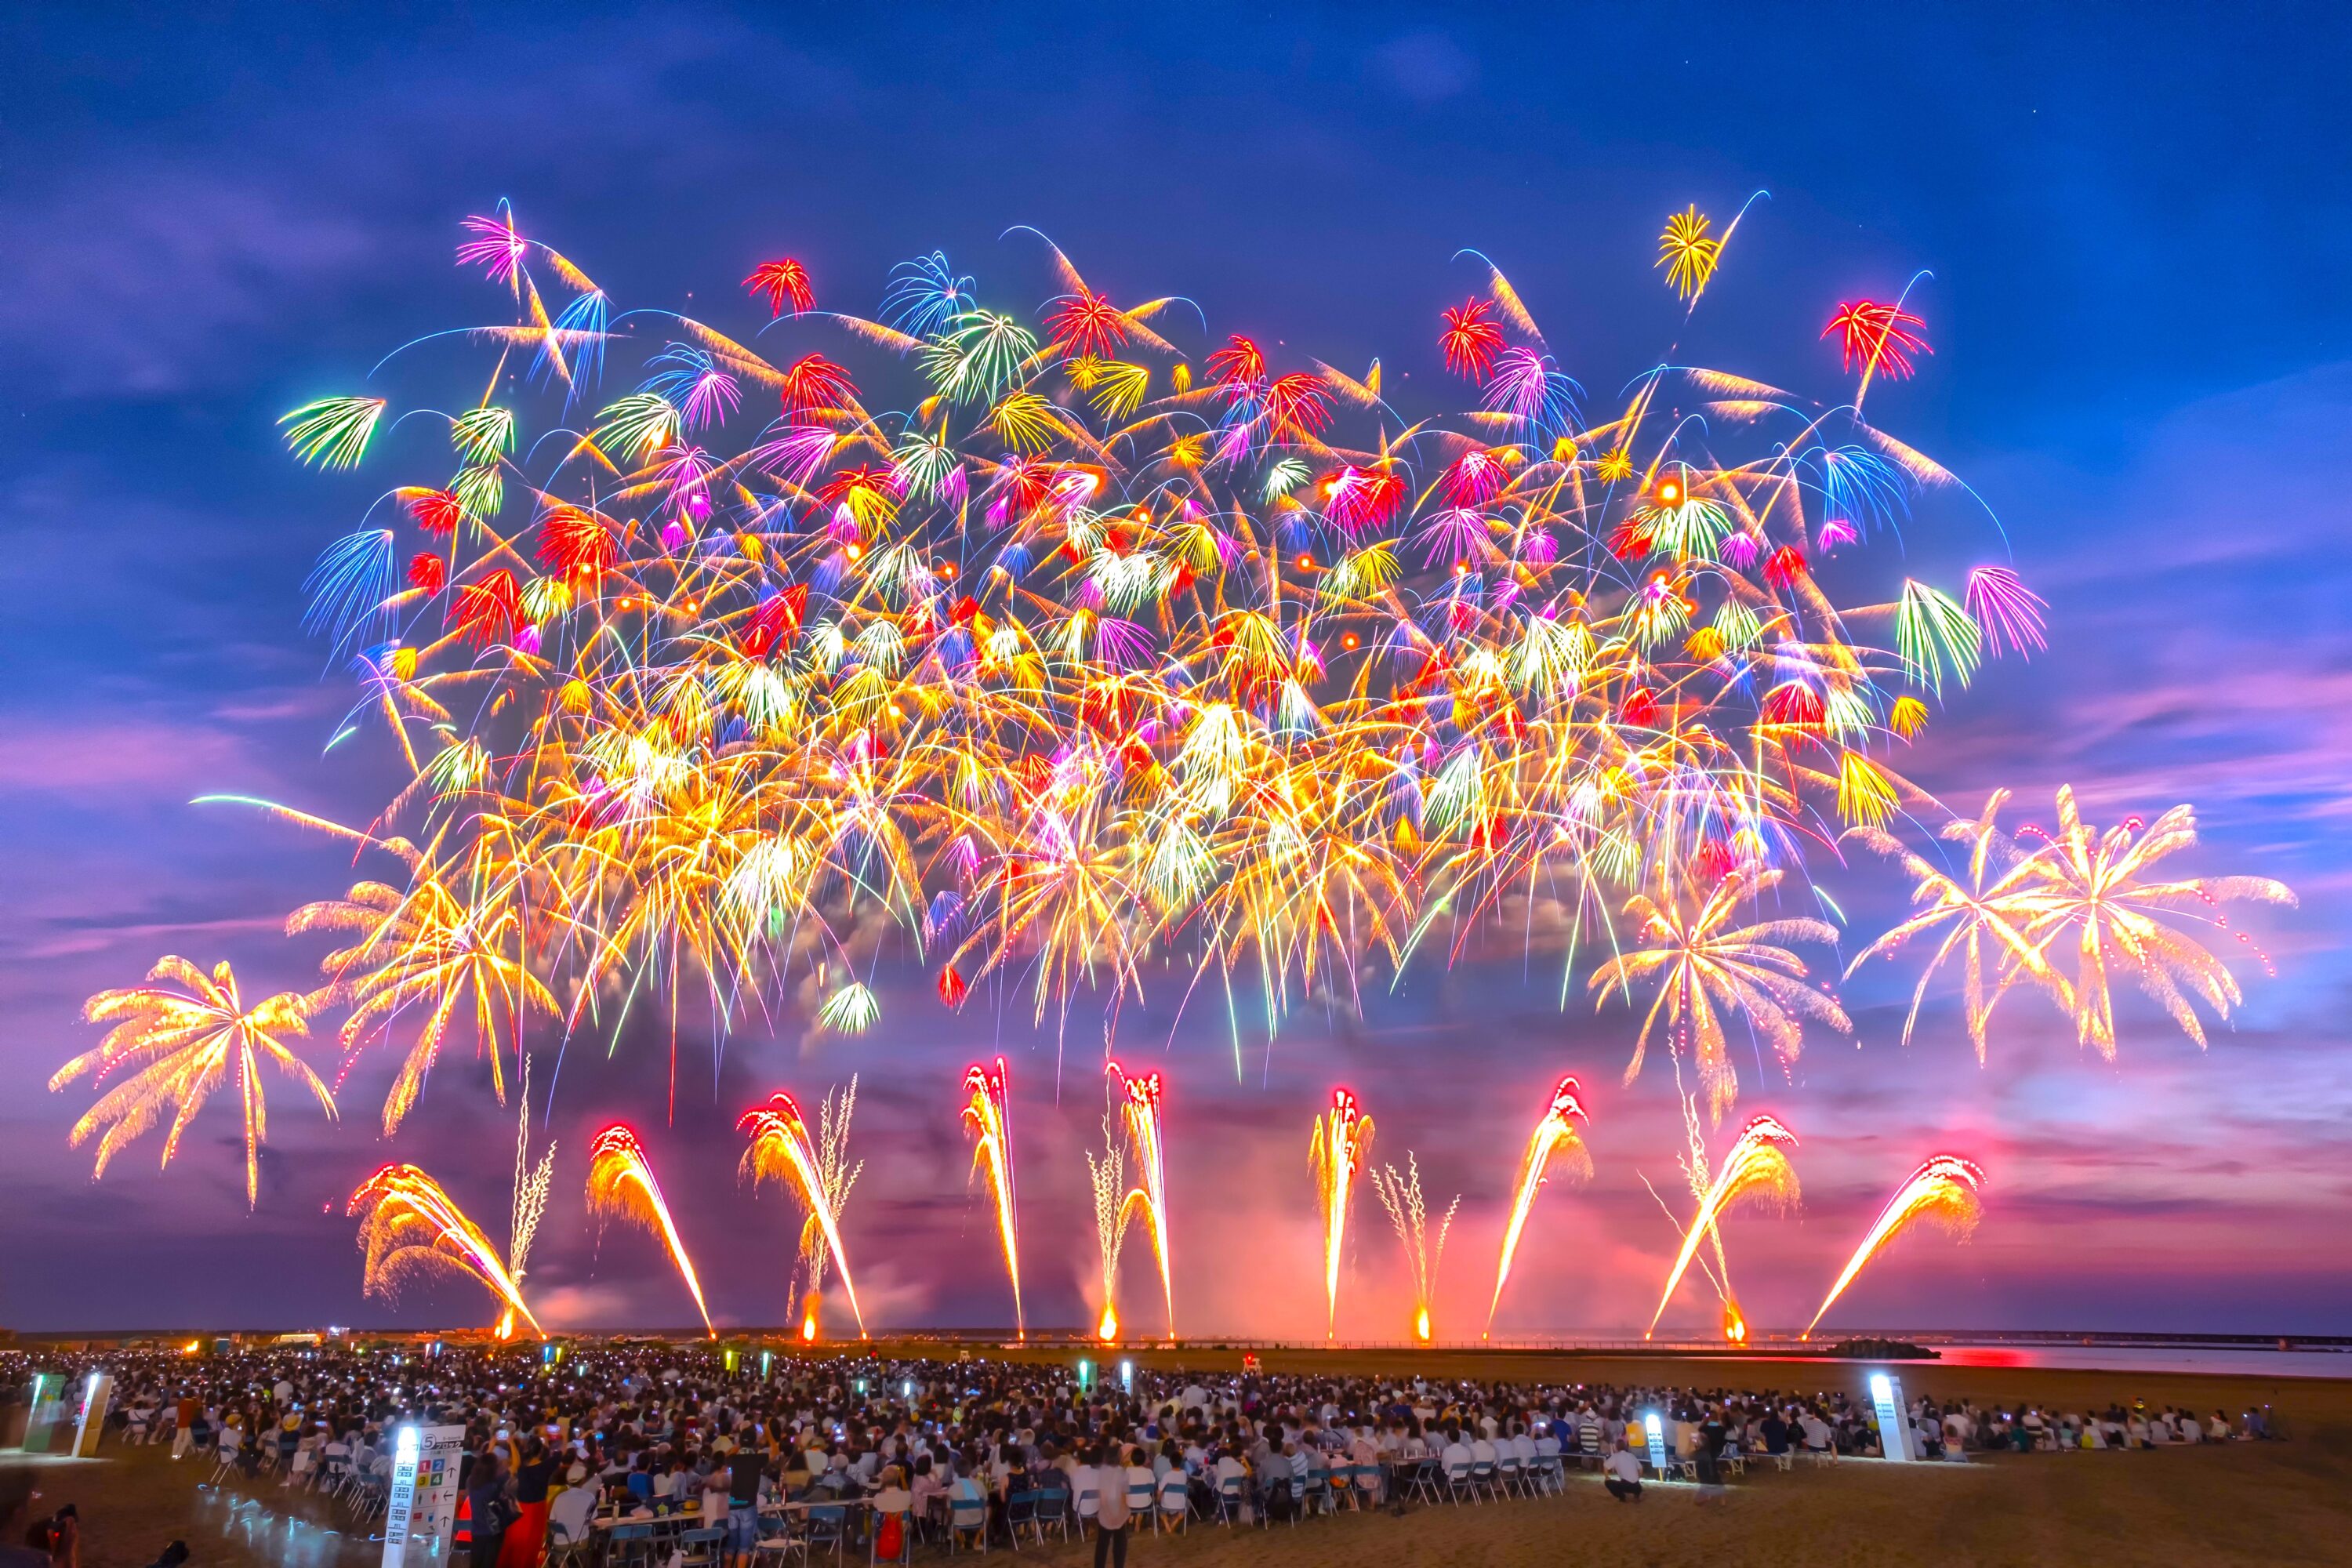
[9,1349,2349,1568]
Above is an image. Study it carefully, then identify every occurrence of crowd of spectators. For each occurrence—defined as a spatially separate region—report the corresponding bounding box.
[2,1342,2277,1566]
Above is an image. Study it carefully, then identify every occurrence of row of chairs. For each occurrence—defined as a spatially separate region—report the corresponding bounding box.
[1404,1452,1572,1505]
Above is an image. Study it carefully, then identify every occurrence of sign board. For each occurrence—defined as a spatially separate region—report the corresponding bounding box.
[19,1376,70,1454]
[1640,1411,1672,1473]
[71,1374,112,1457]
[381,1427,423,1568]
[1868,1373,1911,1462]
[407,1424,467,1559]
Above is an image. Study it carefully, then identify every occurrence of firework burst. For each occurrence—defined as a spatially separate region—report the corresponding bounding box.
[1370,1152,1457,1342]
[348,1163,542,1334]
[1805,1154,1985,1338]
[1308,1087,1374,1340]
[1486,1075,1592,1336]
[739,1084,867,1338]
[960,1058,1024,1337]
[53,957,336,1210]
[586,1125,715,1337]
[1646,1112,1799,1340]
[1105,1062,1176,1340]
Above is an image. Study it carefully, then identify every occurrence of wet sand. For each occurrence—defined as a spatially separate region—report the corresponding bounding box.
[10,1352,2348,1568]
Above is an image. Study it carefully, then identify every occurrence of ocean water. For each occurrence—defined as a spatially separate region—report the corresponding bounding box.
[1929,1344,2352,1380]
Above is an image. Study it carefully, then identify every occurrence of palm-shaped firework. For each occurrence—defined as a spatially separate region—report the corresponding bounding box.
[54,957,336,1209]
[1591,867,1851,1121]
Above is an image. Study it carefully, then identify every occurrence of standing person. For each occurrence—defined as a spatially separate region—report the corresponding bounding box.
[722,1442,765,1568]
[467,1450,512,1568]
[1090,1443,1131,1568]
[499,1437,555,1568]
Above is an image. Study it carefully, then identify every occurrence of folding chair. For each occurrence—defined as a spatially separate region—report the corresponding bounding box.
[1030,1490,1069,1544]
[1004,1490,1037,1548]
[1156,1476,1189,1535]
[606,1522,656,1568]
[1445,1460,1473,1504]
[946,1496,987,1554]
[1125,1478,1155,1533]
[1214,1474,1244,1527]
[1406,1459,1443,1508]
[677,1526,728,1568]
[803,1504,850,1561]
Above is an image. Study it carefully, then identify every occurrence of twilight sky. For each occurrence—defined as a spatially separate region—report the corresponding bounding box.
[2,2,2348,1338]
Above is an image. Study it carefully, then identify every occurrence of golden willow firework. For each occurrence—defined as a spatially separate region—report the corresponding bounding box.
[1486,1075,1592,1336]
[1370,1152,1457,1342]
[960,1058,1025,1337]
[1308,1087,1374,1340]
[585,1124,715,1336]
[347,1162,543,1334]
[257,200,2058,1140]
[1805,1153,1984,1338]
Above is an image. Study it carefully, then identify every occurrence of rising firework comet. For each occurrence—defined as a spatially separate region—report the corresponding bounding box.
[960,1058,1024,1338]
[1370,1152,1457,1343]
[348,1163,542,1335]
[739,1087,867,1338]
[1646,1113,1799,1341]
[1308,1087,1375,1341]
[1805,1155,1985,1338]
[1105,1062,1176,1340]
[230,200,2056,1149]
[1486,1076,1592,1337]
[585,1124,715,1337]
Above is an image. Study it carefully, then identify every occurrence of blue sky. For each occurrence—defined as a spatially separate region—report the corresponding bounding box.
[1,2,2347,1336]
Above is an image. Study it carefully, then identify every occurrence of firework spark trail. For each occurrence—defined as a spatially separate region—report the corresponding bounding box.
[1308,1087,1374,1341]
[348,1163,542,1334]
[1086,1117,1128,1342]
[961,1058,1024,1338]
[1106,1062,1176,1339]
[499,1052,557,1340]
[585,1124,714,1337]
[739,1090,867,1338]
[1805,1155,1986,1338]
[1486,1075,1592,1337]
[1370,1152,1457,1342]
[1646,1113,1799,1340]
